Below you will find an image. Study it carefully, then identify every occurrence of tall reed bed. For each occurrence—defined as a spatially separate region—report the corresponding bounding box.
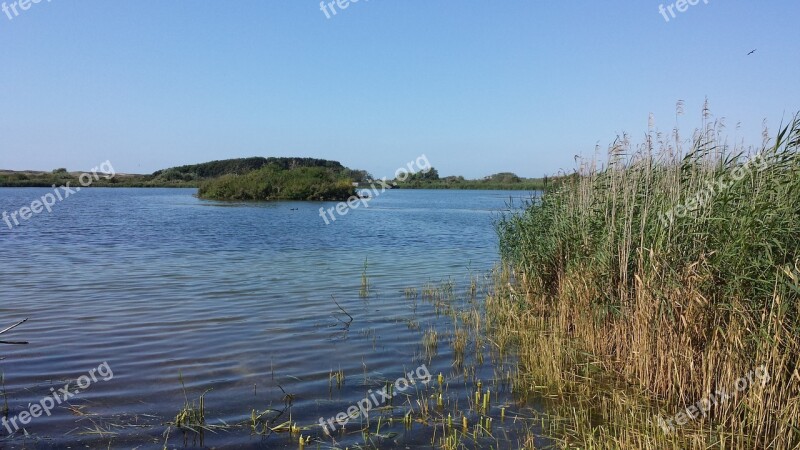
[492,106,800,448]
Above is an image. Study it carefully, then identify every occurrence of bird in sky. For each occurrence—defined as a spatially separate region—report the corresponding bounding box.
[747,49,757,55]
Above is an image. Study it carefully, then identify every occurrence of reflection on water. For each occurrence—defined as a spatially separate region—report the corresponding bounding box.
[0,188,541,448]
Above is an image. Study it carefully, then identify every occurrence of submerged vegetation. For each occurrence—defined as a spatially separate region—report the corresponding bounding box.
[103,275,530,449]
[492,108,800,448]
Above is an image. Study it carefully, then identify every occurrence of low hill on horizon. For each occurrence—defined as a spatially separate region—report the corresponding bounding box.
[152,157,371,182]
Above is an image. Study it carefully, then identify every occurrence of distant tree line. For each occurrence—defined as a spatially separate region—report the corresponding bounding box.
[1,160,559,191]
[392,167,554,190]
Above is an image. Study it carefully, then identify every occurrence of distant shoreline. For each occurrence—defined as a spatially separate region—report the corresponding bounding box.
[1,170,554,191]
[0,183,545,191]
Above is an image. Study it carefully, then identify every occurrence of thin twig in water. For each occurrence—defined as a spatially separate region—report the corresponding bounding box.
[0,319,28,336]
[0,319,28,345]
[331,296,353,324]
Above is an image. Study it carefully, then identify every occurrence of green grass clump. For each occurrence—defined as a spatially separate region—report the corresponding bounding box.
[197,164,357,201]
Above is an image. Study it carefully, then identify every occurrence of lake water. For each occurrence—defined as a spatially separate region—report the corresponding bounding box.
[0,188,542,449]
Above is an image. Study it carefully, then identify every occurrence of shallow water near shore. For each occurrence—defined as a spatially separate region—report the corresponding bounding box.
[0,188,544,449]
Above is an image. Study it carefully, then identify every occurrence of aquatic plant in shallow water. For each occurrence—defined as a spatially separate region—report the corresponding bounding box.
[360,257,371,298]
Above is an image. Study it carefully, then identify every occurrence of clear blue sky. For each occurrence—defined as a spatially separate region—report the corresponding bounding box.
[1,1,798,178]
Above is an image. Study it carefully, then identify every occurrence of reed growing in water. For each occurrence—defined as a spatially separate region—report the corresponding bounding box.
[492,107,800,448]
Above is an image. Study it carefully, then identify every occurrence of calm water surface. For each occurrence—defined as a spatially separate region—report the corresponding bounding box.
[0,188,541,449]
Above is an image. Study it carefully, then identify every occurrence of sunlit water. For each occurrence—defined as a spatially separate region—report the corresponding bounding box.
[0,188,544,449]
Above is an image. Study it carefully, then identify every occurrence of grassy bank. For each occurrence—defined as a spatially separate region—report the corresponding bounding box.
[491,112,800,448]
